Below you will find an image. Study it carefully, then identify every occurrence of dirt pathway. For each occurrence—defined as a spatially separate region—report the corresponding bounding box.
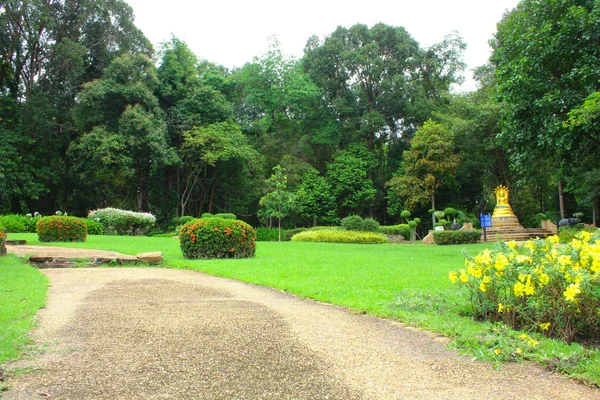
[3,267,599,399]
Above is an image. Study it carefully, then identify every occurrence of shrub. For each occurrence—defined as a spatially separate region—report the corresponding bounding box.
[214,213,236,219]
[201,213,214,218]
[291,229,388,244]
[37,216,87,242]
[361,218,380,232]
[449,231,600,342]
[341,215,364,231]
[88,208,156,235]
[558,226,597,244]
[284,228,308,241]
[84,218,104,235]
[379,224,410,240]
[433,230,482,245]
[180,218,256,259]
[256,227,286,242]
[178,216,194,225]
[0,214,26,233]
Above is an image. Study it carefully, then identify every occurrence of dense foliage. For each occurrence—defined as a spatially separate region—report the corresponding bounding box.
[36,216,87,242]
[433,230,482,245]
[0,0,598,229]
[179,218,256,259]
[450,232,600,342]
[88,208,155,235]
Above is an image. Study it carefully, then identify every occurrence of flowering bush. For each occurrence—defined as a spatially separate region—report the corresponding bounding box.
[291,229,388,244]
[449,230,600,342]
[36,216,87,242]
[179,218,256,259]
[88,208,155,235]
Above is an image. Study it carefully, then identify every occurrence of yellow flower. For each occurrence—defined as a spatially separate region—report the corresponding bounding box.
[523,276,535,296]
[479,282,487,292]
[528,338,539,346]
[498,303,508,313]
[558,255,572,266]
[494,348,502,356]
[516,255,532,264]
[577,231,591,242]
[507,240,517,249]
[514,282,526,297]
[467,263,483,278]
[449,271,458,284]
[539,273,550,286]
[563,283,581,302]
[495,253,508,271]
[459,270,469,283]
[515,348,522,355]
[475,249,493,266]
[524,240,536,252]
[539,322,551,331]
[547,235,559,244]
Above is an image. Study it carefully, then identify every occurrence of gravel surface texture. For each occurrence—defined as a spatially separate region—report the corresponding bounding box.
[2,266,599,399]
[7,245,137,261]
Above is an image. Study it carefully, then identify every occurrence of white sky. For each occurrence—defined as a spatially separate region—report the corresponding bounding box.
[124,0,521,92]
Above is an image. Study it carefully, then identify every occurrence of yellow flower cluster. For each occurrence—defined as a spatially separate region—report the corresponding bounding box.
[450,230,600,341]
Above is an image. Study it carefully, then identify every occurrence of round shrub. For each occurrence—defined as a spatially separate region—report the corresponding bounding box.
[341,215,364,231]
[37,216,87,242]
[291,229,388,244]
[361,218,380,232]
[178,216,194,225]
[200,213,214,218]
[88,208,155,235]
[180,218,256,259]
[84,218,104,235]
[401,210,411,219]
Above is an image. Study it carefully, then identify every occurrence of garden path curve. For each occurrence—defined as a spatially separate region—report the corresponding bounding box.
[3,265,599,399]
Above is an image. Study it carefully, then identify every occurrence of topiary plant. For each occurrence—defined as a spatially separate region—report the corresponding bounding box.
[341,215,365,231]
[179,218,256,259]
[200,212,214,218]
[37,216,87,242]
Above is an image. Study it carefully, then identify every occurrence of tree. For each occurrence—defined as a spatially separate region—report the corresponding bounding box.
[179,121,261,216]
[326,145,376,217]
[387,120,460,227]
[260,165,295,241]
[492,0,600,218]
[296,169,338,226]
[71,54,177,211]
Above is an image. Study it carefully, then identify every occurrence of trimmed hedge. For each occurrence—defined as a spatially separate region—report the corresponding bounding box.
[291,229,388,244]
[180,218,256,259]
[284,228,308,241]
[88,208,155,235]
[341,215,380,232]
[84,218,104,235]
[256,227,287,242]
[201,213,214,218]
[380,224,411,240]
[37,216,87,242]
[433,230,482,245]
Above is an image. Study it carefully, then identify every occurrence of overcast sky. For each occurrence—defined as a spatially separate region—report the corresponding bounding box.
[124,0,521,92]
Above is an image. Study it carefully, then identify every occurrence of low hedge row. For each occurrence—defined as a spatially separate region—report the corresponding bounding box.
[180,218,256,259]
[37,216,87,242]
[433,230,482,245]
[379,224,411,240]
[291,229,388,244]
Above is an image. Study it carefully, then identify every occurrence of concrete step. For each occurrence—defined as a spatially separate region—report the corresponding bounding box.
[482,228,554,242]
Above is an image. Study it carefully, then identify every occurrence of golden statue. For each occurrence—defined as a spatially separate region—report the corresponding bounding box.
[492,185,516,218]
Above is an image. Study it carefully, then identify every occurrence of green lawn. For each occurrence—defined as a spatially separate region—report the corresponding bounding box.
[0,255,48,364]
[4,233,600,385]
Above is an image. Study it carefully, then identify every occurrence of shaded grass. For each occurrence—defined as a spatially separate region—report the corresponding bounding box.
[6,233,600,385]
[0,255,48,364]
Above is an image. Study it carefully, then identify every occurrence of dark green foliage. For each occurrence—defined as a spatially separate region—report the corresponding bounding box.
[179,218,256,259]
[256,227,287,242]
[37,216,87,242]
[84,218,104,235]
[433,230,482,245]
[341,215,380,232]
[214,213,236,219]
[379,225,411,240]
[284,228,308,241]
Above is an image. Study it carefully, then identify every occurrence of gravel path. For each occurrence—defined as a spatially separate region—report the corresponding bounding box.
[3,268,599,399]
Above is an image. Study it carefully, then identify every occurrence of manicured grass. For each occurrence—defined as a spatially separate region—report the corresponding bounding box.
[6,233,600,385]
[0,255,48,364]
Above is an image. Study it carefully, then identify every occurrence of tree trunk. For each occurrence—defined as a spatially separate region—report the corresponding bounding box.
[593,198,598,227]
[278,217,282,242]
[431,192,436,227]
[558,180,565,219]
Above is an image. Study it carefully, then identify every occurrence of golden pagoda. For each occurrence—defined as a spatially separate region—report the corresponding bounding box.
[491,185,522,227]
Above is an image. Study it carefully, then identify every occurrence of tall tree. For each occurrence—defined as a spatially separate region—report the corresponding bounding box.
[259,165,295,241]
[387,120,460,227]
[492,0,600,218]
